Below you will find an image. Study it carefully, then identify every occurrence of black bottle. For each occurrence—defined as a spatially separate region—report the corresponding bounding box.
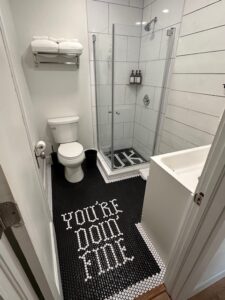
[138,70,142,84]
[130,70,135,84]
[134,70,139,84]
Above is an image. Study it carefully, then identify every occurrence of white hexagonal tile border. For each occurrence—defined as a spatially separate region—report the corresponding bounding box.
[105,223,166,300]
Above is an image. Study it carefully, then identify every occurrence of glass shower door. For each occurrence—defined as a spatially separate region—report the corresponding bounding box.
[111,23,147,170]
[92,33,113,168]
[93,22,176,171]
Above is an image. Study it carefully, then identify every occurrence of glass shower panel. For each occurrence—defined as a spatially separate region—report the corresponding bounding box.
[111,23,176,169]
[111,23,147,169]
[92,34,113,168]
[93,22,176,171]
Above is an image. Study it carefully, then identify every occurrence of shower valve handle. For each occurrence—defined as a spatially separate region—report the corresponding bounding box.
[108,111,120,115]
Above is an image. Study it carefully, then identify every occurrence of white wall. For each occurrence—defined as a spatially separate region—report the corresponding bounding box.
[133,0,185,159]
[0,0,39,148]
[158,0,225,154]
[194,221,225,294]
[9,0,94,151]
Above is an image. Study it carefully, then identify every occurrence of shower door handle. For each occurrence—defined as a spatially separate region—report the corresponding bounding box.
[108,111,120,115]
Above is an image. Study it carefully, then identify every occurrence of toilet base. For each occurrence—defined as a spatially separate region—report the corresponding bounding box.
[65,165,84,183]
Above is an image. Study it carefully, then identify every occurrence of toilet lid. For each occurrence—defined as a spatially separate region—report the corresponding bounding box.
[58,142,83,159]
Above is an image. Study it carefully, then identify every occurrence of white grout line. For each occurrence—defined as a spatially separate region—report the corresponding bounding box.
[180,24,225,38]
[183,0,221,17]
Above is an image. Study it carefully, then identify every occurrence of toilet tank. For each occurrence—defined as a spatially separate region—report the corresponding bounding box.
[48,116,79,143]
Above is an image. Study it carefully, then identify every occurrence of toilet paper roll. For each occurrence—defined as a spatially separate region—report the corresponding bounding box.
[36,140,46,151]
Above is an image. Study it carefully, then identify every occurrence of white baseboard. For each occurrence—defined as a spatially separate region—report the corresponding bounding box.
[50,222,63,299]
[192,269,225,296]
[47,162,63,298]
[47,163,53,218]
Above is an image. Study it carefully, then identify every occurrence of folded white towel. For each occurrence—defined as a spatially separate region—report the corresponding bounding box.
[58,41,83,55]
[49,37,79,43]
[31,39,58,53]
[65,39,79,43]
[49,37,66,43]
[32,36,48,41]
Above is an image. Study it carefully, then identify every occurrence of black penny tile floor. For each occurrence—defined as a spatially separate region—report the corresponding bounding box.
[52,161,164,300]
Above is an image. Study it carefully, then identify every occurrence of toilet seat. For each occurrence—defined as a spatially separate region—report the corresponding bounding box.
[58,142,83,160]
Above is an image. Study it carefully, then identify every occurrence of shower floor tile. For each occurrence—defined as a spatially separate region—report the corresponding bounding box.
[52,162,165,300]
[105,148,147,169]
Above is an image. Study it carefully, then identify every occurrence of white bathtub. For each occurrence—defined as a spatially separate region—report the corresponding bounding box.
[141,145,210,264]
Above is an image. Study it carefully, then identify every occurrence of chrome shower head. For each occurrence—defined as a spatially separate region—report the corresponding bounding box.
[144,17,158,31]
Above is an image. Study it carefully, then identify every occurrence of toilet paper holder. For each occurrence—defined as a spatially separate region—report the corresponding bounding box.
[34,141,46,168]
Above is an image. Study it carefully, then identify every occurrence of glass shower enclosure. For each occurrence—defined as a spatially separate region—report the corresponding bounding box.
[92,22,176,170]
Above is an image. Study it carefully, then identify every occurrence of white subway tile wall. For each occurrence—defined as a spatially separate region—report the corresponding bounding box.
[158,0,225,154]
[133,0,185,159]
[87,0,225,159]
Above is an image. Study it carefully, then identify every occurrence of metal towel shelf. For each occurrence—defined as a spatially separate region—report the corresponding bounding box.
[33,52,80,67]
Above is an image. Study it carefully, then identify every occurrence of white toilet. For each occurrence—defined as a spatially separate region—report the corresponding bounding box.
[48,116,85,183]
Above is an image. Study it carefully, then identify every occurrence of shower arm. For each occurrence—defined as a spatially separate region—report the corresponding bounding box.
[144,17,158,32]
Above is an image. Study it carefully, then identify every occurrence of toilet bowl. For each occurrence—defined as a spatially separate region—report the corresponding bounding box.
[48,115,85,183]
[58,142,85,183]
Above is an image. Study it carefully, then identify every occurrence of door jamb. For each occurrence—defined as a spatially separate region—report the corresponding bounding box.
[164,111,225,299]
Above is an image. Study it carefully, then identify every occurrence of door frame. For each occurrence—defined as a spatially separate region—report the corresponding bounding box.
[0,233,38,300]
[165,110,225,299]
[0,5,62,300]
[0,12,51,220]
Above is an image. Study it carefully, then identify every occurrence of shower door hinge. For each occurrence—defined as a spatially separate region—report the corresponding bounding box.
[0,202,22,239]
[167,27,175,36]
[193,192,204,206]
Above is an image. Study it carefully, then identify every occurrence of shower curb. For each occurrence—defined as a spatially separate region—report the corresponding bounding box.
[97,152,149,183]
